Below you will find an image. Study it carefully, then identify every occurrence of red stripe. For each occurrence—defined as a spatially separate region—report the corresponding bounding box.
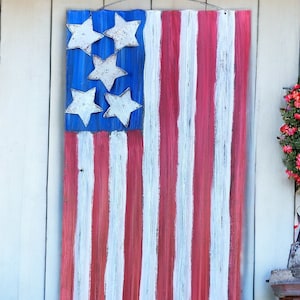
[156,11,180,300]
[192,11,217,300]
[123,131,143,300]
[90,132,109,300]
[60,132,78,300]
[228,11,250,300]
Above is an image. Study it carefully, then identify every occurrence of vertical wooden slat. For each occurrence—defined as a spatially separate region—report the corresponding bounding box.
[105,131,128,300]
[254,0,300,299]
[211,2,258,300]
[174,10,197,300]
[60,132,78,300]
[123,131,143,300]
[229,10,251,300]
[157,11,180,300]
[0,0,51,299]
[47,1,103,299]
[90,132,109,300]
[139,11,161,298]
[192,11,217,300]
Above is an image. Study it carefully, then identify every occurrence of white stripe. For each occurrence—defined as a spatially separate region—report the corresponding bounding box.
[105,131,127,300]
[139,10,161,300]
[209,11,235,300]
[73,132,94,300]
[173,10,197,300]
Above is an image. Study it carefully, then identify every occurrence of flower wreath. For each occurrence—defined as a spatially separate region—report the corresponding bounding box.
[279,83,300,187]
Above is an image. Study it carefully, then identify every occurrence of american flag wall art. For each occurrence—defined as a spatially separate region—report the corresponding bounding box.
[61,9,251,300]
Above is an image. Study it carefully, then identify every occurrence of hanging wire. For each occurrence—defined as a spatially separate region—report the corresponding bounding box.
[188,0,225,10]
[100,0,223,11]
[100,0,126,10]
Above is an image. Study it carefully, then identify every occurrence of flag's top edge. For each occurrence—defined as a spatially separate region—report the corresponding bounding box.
[65,129,143,133]
[66,9,251,13]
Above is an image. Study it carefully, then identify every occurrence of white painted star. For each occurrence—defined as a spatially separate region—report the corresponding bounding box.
[67,17,103,56]
[66,87,103,127]
[88,54,127,91]
[104,88,142,127]
[104,13,140,51]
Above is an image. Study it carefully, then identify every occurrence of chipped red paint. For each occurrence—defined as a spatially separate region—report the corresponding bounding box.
[192,11,217,300]
[123,131,143,300]
[60,132,78,300]
[228,11,251,300]
[156,11,180,300]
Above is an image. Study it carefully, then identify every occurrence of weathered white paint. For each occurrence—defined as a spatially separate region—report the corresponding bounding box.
[105,131,127,300]
[0,0,299,299]
[209,10,235,300]
[73,132,94,300]
[139,10,161,299]
[173,9,197,300]
[0,0,51,299]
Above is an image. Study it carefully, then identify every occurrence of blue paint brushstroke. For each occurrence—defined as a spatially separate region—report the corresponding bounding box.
[66,10,145,132]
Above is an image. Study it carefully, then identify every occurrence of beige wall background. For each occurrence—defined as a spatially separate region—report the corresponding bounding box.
[0,0,299,299]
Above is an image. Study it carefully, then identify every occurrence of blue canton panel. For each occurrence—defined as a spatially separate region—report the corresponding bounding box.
[66,10,146,132]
